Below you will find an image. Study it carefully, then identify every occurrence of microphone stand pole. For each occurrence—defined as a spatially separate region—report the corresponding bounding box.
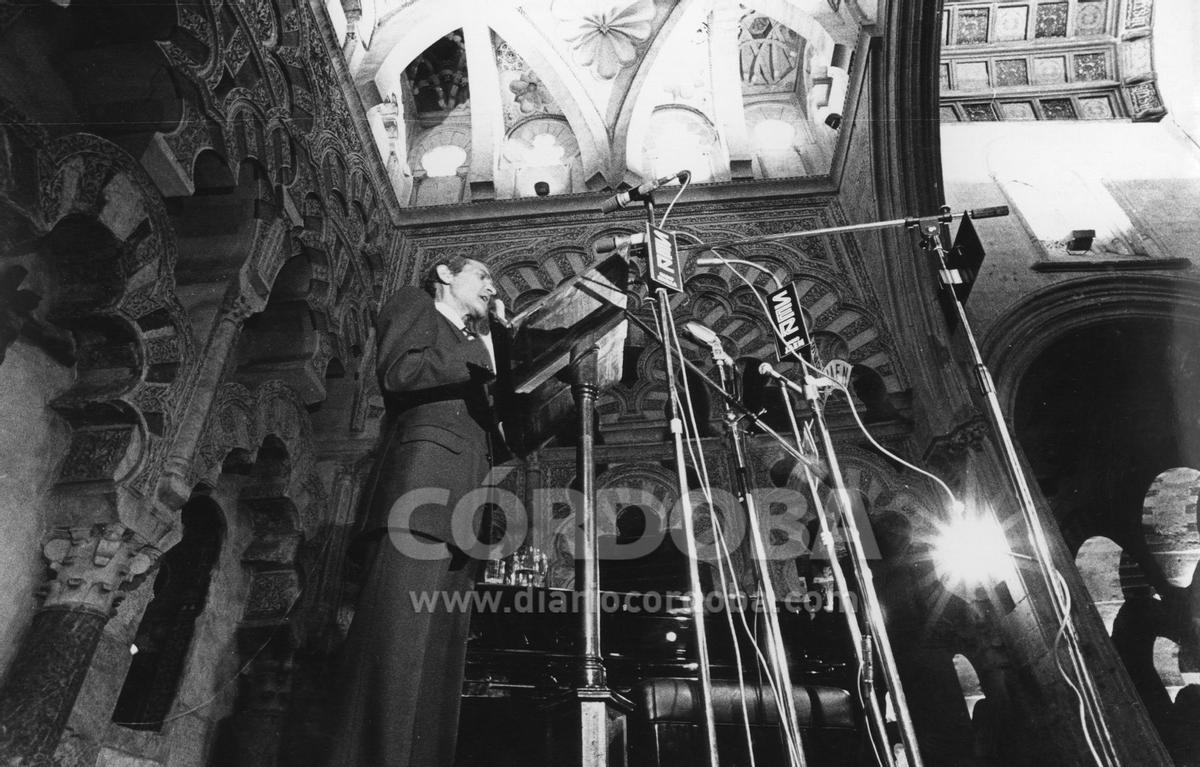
[623,302,906,764]
[627,300,903,764]
[910,214,1119,765]
[785,349,925,766]
[640,195,720,767]
[773,383,897,767]
[706,338,807,767]
[616,310,822,473]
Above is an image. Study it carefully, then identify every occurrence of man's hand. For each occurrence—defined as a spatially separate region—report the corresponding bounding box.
[490,297,509,328]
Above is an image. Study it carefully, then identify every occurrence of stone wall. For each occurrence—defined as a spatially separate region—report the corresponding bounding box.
[0,342,74,672]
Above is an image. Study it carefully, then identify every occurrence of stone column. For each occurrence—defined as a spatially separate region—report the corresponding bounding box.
[158,219,287,510]
[0,524,155,761]
[229,646,296,767]
[157,289,267,510]
[309,462,365,647]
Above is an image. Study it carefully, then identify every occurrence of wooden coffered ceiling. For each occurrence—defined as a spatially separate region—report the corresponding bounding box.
[939,0,1164,122]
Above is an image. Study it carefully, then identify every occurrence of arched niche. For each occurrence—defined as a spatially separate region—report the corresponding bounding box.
[1075,535,1125,635]
[952,652,983,718]
[33,215,143,398]
[4,128,199,513]
[194,381,324,538]
[1005,308,1200,757]
[1142,468,1200,589]
[489,23,607,191]
[641,106,728,184]
[743,100,828,177]
[499,116,583,198]
[233,251,332,405]
[592,463,709,597]
[171,158,278,335]
[306,350,369,437]
[111,494,225,731]
[407,111,472,206]
[0,0,185,154]
[735,3,838,177]
[1011,316,1200,554]
[190,425,317,767]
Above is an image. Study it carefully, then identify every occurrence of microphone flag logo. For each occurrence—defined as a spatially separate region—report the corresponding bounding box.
[767,282,812,362]
[645,224,683,293]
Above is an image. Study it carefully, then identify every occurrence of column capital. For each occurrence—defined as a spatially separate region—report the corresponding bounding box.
[41,524,158,616]
[221,288,269,324]
[923,416,991,480]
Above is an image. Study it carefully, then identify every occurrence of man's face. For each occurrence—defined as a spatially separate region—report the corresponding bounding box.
[442,259,496,320]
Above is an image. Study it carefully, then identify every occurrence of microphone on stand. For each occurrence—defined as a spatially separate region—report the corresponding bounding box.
[683,321,719,346]
[599,170,690,214]
[593,232,647,256]
[966,205,1009,219]
[758,362,806,397]
[489,298,513,330]
[686,321,732,368]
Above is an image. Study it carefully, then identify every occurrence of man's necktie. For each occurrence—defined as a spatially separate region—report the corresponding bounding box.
[462,324,495,373]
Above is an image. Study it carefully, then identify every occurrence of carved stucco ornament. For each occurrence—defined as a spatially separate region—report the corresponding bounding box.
[41,524,156,616]
[553,0,654,80]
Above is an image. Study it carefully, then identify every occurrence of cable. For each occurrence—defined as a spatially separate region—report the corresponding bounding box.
[659,170,691,228]
[646,288,723,767]
[666,301,760,765]
[690,226,1116,766]
[858,659,888,767]
[697,245,962,513]
[791,420,892,767]
[660,290,804,765]
[1052,569,1107,766]
[662,292,777,765]
[694,245,916,766]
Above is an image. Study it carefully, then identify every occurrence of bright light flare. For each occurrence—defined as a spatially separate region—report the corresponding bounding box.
[932,513,1012,589]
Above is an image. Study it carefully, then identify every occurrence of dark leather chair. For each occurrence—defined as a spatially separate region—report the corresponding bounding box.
[627,678,864,767]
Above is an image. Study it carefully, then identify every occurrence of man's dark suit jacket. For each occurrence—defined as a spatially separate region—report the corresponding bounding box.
[327,287,509,767]
[361,286,501,544]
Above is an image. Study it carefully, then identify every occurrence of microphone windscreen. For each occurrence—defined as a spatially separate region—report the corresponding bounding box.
[684,321,718,345]
[968,205,1009,219]
[593,236,619,255]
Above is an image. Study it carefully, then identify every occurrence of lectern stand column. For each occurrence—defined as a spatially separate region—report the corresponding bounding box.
[544,347,632,767]
[574,349,605,689]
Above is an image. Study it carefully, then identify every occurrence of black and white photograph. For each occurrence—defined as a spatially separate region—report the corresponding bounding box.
[0,0,1197,764]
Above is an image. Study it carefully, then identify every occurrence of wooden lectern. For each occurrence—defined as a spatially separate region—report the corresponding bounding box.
[504,252,635,767]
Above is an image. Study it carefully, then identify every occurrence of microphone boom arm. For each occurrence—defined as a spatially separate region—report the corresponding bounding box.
[677,206,1008,252]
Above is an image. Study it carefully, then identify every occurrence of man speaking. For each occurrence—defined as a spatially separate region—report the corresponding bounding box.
[326,255,508,766]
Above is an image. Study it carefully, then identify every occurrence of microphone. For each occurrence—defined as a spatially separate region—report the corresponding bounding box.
[593,232,647,256]
[489,298,513,330]
[684,321,719,346]
[758,362,806,397]
[599,170,690,214]
[686,320,732,367]
[966,205,1009,220]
